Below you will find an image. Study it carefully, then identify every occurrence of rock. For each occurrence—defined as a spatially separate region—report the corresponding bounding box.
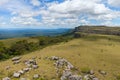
[13,60,21,64]
[32,65,39,69]
[69,75,82,80]
[56,59,67,68]
[61,70,72,80]
[18,70,24,74]
[67,62,74,69]
[19,78,27,80]
[84,75,90,80]
[33,74,40,79]
[26,64,32,67]
[90,70,94,75]
[51,56,59,60]
[13,72,21,78]
[92,78,99,80]
[89,75,95,79]
[2,77,11,80]
[12,57,21,61]
[29,59,37,65]
[61,76,67,80]
[98,70,107,76]
[23,68,30,72]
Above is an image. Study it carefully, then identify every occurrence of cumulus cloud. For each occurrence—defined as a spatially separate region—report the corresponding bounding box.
[0,0,120,28]
[108,0,120,7]
[30,0,41,6]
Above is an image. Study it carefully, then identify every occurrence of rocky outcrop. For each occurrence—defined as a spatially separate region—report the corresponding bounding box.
[50,56,100,80]
[74,26,120,36]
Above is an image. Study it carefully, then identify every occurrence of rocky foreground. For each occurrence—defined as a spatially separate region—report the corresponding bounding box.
[2,56,107,80]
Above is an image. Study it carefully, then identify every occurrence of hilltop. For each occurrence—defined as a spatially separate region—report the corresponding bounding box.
[74,26,120,36]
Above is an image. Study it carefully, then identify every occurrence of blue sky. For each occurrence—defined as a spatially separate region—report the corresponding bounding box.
[0,0,120,29]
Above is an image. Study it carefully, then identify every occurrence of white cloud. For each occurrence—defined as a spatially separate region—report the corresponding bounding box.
[11,16,41,26]
[0,0,120,28]
[30,0,41,6]
[108,0,120,7]
[0,0,9,6]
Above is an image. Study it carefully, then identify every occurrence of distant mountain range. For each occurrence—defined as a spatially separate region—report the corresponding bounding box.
[0,28,71,39]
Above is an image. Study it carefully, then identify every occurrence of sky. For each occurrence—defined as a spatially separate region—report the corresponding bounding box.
[0,0,120,29]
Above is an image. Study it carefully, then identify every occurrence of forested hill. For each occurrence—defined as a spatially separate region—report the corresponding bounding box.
[74,26,120,36]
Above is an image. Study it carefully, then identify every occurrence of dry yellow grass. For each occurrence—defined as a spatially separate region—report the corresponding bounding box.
[0,35,120,80]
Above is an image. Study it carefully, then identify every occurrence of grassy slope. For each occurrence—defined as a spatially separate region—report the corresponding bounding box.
[0,34,120,80]
[0,37,39,47]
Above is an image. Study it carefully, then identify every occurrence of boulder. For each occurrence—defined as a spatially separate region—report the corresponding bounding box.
[18,70,24,74]
[32,65,39,69]
[51,56,59,60]
[98,70,107,76]
[61,76,67,80]
[90,70,94,75]
[13,72,21,78]
[12,57,21,61]
[69,75,82,80]
[13,60,21,64]
[92,78,99,80]
[29,59,37,65]
[26,64,32,67]
[67,62,74,69]
[56,59,67,68]
[61,70,72,80]
[2,77,11,80]
[33,74,40,79]
[23,68,30,72]
[89,75,95,79]
[84,75,90,80]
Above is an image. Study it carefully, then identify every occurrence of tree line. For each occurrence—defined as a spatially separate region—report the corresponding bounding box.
[0,36,72,60]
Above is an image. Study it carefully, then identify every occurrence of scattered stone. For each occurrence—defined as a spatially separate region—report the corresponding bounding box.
[89,75,95,79]
[84,75,90,80]
[67,62,74,69]
[29,59,36,65]
[93,78,99,80]
[2,77,11,80]
[33,74,40,79]
[61,70,72,80]
[12,56,21,61]
[23,68,30,72]
[18,70,24,74]
[69,75,82,80]
[51,56,59,60]
[13,60,21,64]
[26,64,32,67]
[90,70,94,75]
[13,72,21,78]
[32,65,39,69]
[50,56,99,80]
[98,70,107,76]
[56,59,67,68]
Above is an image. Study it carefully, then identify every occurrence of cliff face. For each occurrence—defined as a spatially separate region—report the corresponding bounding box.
[74,26,120,36]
